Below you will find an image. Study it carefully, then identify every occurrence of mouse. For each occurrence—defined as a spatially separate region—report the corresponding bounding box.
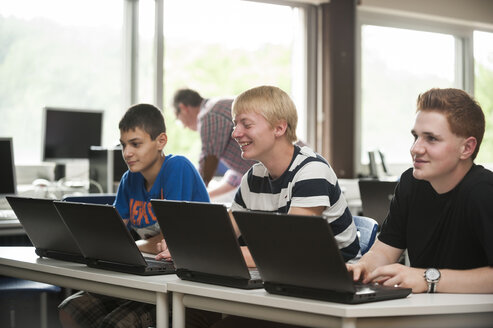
[32,178,51,187]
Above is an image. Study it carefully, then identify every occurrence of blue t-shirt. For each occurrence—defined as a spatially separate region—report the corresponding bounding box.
[115,154,209,239]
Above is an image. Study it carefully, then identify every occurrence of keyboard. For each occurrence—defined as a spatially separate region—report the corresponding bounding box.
[249,268,261,280]
[0,197,10,210]
[145,257,175,270]
[0,209,17,220]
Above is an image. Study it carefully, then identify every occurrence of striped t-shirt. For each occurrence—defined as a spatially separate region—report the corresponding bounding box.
[231,145,360,261]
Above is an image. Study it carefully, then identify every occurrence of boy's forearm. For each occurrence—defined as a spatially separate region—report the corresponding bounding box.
[136,233,163,254]
[241,246,256,268]
[360,240,403,271]
[437,267,493,293]
[208,179,236,199]
[200,155,219,186]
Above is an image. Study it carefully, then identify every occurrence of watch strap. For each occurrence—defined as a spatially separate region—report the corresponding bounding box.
[427,281,437,293]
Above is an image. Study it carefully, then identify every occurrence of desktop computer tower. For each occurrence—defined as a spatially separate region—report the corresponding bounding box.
[89,147,127,193]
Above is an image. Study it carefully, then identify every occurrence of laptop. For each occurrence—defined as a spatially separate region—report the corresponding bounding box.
[0,138,18,219]
[233,211,412,304]
[53,201,175,275]
[6,196,86,263]
[358,179,398,226]
[150,199,262,289]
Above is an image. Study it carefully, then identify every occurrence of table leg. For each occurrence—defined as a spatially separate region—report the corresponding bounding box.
[341,317,356,328]
[173,292,185,328]
[156,292,169,328]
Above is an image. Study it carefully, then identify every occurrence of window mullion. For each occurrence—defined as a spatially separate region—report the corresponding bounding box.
[462,32,475,95]
[123,0,139,108]
[154,0,164,109]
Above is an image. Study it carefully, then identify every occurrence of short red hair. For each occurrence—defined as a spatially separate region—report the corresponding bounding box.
[416,88,485,160]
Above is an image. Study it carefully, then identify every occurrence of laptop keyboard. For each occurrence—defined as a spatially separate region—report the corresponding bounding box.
[249,268,261,280]
[0,197,11,210]
[355,285,377,295]
[0,209,17,220]
[354,281,392,295]
[145,257,175,270]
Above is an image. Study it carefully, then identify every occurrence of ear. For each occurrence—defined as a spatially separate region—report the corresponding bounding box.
[459,136,477,160]
[156,132,168,151]
[177,103,188,114]
[273,120,288,138]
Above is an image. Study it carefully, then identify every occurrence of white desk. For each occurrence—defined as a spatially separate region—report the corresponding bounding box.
[0,246,178,328]
[168,280,493,328]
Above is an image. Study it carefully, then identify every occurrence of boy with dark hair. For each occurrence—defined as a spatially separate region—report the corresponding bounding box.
[58,103,210,328]
[348,88,493,294]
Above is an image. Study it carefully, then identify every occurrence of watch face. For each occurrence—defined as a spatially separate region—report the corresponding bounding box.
[426,268,440,280]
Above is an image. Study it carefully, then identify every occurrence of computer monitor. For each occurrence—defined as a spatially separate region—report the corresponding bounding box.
[0,138,17,196]
[42,107,103,161]
[368,149,389,179]
[89,146,128,193]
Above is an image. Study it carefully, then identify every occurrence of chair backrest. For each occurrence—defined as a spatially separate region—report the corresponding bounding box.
[358,179,397,226]
[62,194,116,205]
[353,215,378,255]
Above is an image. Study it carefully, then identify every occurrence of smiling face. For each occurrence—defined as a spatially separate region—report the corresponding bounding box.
[410,110,474,192]
[232,111,277,163]
[120,127,167,177]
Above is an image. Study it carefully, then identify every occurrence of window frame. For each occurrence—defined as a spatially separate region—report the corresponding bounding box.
[355,6,493,174]
[123,0,318,147]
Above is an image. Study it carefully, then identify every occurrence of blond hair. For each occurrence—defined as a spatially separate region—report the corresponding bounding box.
[232,86,298,143]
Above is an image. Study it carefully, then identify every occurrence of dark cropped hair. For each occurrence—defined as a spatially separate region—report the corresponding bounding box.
[172,88,203,114]
[417,88,485,159]
[119,104,166,140]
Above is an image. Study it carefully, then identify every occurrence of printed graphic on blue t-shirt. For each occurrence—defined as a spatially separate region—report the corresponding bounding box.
[114,154,209,239]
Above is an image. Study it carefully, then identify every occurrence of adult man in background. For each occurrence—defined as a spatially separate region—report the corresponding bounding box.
[173,88,256,201]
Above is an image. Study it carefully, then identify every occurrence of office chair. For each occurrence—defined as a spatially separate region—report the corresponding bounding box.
[0,277,61,328]
[353,215,379,255]
[62,194,116,205]
[358,179,397,227]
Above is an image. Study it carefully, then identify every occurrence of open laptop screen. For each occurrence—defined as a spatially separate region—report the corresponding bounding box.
[0,138,17,196]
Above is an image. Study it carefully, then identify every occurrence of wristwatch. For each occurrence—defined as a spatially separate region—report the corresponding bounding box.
[424,268,441,293]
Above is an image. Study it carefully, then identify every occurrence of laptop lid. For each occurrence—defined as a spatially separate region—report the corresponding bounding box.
[6,196,85,263]
[150,199,261,288]
[358,180,398,226]
[53,201,174,275]
[233,211,411,303]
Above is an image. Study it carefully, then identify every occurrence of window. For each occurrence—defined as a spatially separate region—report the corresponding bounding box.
[474,30,493,164]
[359,25,457,166]
[358,10,493,174]
[0,0,123,164]
[1,0,310,171]
[160,0,305,163]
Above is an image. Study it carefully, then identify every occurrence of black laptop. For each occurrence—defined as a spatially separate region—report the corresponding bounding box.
[53,201,175,276]
[150,199,262,289]
[6,196,86,263]
[358,179,398,226]
[233,211,412,304]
